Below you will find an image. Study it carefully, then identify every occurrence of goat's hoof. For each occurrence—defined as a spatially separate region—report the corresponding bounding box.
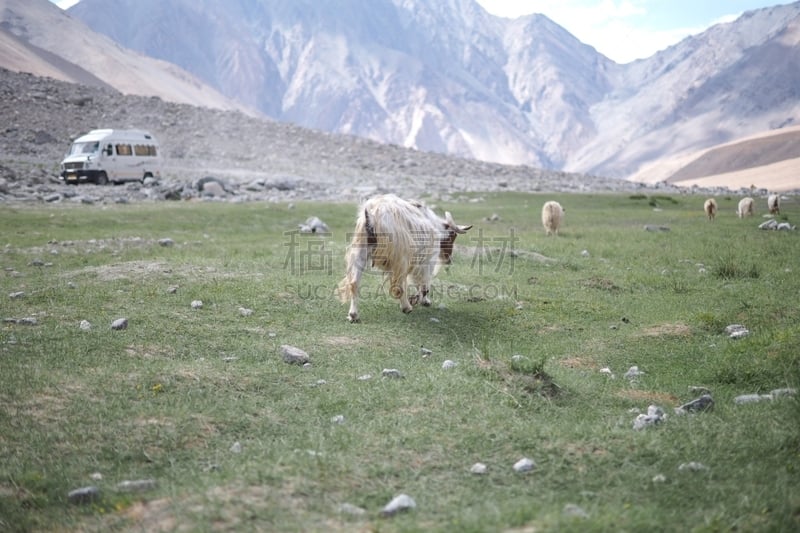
[348,313,360,323]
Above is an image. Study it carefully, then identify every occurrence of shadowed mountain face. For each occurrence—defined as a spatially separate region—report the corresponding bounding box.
[4,0,800,181]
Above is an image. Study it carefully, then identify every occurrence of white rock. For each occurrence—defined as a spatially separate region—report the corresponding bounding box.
[563,503,589,519]
[470,462,488,474]
[382,368,403,379]
[513,457,536,472]
[734,394,769,405]
[420,347,433,357]
[581,249,590,257]
[338,503,366,516]
[678,462,708,472]
[725,324,750,339]
[238,307,253,316]
[191,300,203,309]
[624,365,644,379]
[633,405,666,430]
[652,474,667,483]
[599,367,615,378]
[110,318,128,330]
[381,494,416,516]
[357,374,372,381]
[79,320,92,331]
[771,388,797,398]
[442,360,457,370]
[281,345,310,365]
[116,479,157,492]
[331,415,345,424]
[230,441,242,454]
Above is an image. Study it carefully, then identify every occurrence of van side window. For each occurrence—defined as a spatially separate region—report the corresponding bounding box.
[134,144,158,156]
[115,144,132,156]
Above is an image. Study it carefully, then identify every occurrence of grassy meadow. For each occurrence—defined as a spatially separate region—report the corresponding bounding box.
[1,192,799,532]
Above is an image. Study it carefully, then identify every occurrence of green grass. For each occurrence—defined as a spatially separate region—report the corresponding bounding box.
[1,193,798,532]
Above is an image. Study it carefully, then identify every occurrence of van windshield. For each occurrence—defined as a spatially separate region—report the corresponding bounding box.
[69,141,100,156]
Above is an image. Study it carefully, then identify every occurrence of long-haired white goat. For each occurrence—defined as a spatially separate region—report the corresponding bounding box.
[336,194,472,322]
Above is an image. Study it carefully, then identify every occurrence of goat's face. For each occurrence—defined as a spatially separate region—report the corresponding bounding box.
[439,211,472,265]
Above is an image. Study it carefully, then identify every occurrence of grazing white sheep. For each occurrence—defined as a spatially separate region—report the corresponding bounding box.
[737,197,754,218]
[767,194,780,215]
[541,201,564,236]
[703,198,717,221]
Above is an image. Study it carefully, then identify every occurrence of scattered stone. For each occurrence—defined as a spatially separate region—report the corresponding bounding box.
[624,365,645,379]
[734,394,770,405]
[429,317,440,323]
[68,486,100,505]
[725,324,749,339]
[298,216,329,233]
[116,479,157,492]
[758,219,777,230]
[331,414,345,424]
[382,368,403,379]
[771,387,796,398]
[511,354,525,362]
[581,249,590,257]
[315,379,327,386]
[238,306,253,316]
[442,359,457,369]
[485,213,501,222]
[191,300,203,309]
[111,318,128,330]
[381,494,416,517]
[79,320,92,331]
[777,222,796,230]
[688,386,711,395]
[338,503,367,516]
[89,472,103,481]
[633,405,666,430]
[357,374,372,381]
[167,286,179,294]
[599,367,615,378]
[652,474,667,483]
[281,345,310,365]
[678,462,708,472]
[644,225,670,232]
[230,442,242,454]
[513,457,536,473]
[157,238,175,247]
[675,394,714,414]
[8,291,25,299]
[470,462,488,474]
[563,503,589,519]
[420,346,433,357]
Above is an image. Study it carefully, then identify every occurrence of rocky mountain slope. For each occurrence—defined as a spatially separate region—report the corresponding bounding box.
[5,66,672,205]
[63,0,800,179]
[0,0,250,113]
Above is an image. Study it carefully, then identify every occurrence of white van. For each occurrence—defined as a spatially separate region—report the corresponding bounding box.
[59,129,161,185]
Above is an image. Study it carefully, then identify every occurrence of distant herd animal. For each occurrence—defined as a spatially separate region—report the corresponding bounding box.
[336,192,787,321]
[541,201,565,236]
[702,194,783,220]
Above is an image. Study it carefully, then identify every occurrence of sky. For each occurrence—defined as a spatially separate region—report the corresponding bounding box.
[52,0,794,63]
[475,0,795,62]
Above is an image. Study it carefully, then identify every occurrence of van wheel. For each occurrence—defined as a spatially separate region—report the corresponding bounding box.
[142,172,153,184]
[95,172,109,186]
